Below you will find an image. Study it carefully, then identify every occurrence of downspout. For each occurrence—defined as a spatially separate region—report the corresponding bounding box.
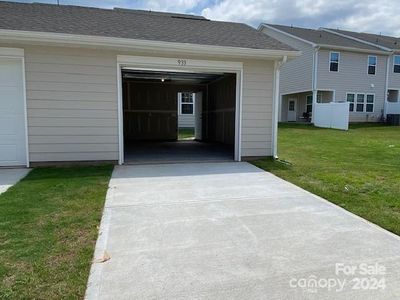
[272,55,287,159]
[311,46,319,123]
[384,53,392,120]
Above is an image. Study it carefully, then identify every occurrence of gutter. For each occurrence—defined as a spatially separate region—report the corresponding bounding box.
[317,44,391,55]
[272,55,288,159]
[0,29,300,60]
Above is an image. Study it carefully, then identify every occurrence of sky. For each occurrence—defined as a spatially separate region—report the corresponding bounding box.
[8,0,400,36]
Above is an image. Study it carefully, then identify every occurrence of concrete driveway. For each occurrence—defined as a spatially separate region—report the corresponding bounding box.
[0,168,30,194]
[86,162,400,300]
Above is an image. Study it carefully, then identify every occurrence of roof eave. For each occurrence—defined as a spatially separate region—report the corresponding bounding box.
[0,29,300,60]
[320,28,394,52]
[317,43,391,55]
[258,23,317,47]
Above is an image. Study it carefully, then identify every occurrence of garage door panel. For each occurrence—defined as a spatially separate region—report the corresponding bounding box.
[0,145,18,163]
[0,60,22,83]
[0,116,18,135]
[0,88,23,111]
[0,57,27,166]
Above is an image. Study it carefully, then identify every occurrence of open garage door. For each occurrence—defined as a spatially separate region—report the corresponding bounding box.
[121,69,237,164]
[0,57,27,167]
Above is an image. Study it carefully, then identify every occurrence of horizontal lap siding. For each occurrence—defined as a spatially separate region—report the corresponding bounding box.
[241,61,274,157]
[317,50,387,122]
[24,46,118,162]
[261,27,313,95]
[19,45,275,161]
[178,115,195,127]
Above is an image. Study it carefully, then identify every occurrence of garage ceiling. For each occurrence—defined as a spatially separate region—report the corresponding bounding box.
[122,69,226,84]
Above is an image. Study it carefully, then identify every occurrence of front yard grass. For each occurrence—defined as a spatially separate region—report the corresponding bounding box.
[253,123,400,236]
[0,165,113,299]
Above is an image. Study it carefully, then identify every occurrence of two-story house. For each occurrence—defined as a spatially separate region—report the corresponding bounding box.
[324,28,400,122]
[259,24,394,123]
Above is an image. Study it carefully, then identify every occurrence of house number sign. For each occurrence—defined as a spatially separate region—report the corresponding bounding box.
[177,59,187,66]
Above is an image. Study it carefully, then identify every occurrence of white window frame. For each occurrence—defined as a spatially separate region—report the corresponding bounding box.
[393,55,400,73]
[365,93,375,113]
[346,92,355,112]
[347,92,375,113]
[356,93,365,113]
[367,55,377,75]
[178,92,195,115]
[306,94,313,113]
[329,51,340,72]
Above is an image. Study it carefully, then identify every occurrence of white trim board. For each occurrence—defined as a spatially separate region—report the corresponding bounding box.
[0,29,300,60]
[116,55,244,164]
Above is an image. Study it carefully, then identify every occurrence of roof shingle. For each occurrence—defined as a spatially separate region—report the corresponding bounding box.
[0,1,295,51]
[265,24,385,52]
[326,28,400,51]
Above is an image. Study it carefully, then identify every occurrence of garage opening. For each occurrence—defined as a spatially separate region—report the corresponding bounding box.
[121,69,236,164]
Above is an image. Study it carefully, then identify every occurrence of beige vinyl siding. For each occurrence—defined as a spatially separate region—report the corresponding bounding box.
[261,27,313,95]
[241,60,273,157]
[178,115,195,127]
[1,44,276,162]
[317,49,387,122]
[24,46,119,162]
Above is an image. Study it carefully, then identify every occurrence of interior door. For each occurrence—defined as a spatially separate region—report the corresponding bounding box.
[0,57,27,166]
[194,92,202,140]
[287,98,297,122]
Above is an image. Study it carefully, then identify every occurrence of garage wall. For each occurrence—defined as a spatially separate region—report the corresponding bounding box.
[205,75,236,145]
[2,44,275,162]
[241,60,274,157]
[23,46,119,162]
[122,81,204,140]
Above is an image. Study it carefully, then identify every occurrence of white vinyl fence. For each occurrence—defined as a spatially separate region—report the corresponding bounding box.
[314,102,349,130]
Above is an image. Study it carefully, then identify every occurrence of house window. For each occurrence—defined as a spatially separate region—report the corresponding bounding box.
[329,52,339,72]
[394,55,400,73]
[179,92,194,115]
[366,94,374,112]
[306,95,312,113]
[368,56,377,75]
[347,93,355,112]
[305,94,323,112]
[356,94,365,112]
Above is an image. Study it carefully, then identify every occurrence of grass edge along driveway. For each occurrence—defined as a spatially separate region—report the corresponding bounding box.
[0,165,113,299]
[253,123,400,237]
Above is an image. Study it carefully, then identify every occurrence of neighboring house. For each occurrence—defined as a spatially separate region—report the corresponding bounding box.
[323,28,400,120]
[259,24,396,123]
[0,2,298,167]
[178,92,195,128]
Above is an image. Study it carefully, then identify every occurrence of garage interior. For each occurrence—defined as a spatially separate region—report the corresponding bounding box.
[121,69,236,164]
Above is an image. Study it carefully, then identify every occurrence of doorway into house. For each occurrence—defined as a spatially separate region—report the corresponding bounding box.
[121,69,237,164]
[287,98,297,122]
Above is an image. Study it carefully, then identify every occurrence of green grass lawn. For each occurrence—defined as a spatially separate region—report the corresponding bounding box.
[0,165,113,299]
[253,123,400,236]
[178,127,195,140]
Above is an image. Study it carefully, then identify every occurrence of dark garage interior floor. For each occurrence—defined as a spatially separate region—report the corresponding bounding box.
[124,141,233,164]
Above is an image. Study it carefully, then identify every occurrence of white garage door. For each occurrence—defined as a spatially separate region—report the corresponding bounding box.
[0,57,27,166]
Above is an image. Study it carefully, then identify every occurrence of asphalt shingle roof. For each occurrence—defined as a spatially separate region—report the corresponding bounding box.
[326,28,400,51]
[0,1,295,51]
[266,24,385,52]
